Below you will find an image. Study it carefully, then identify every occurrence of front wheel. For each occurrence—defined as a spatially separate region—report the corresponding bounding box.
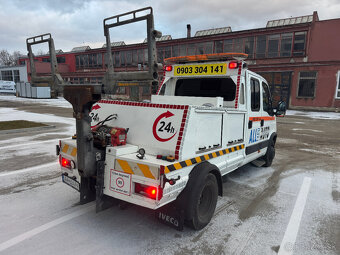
[186,173,218,230]
[263,138,275,167]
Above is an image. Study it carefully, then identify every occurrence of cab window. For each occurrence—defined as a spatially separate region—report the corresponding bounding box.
[262,82,272,114]
[159,83,166,95]
[250,78,260,111]
[175,78,236,101]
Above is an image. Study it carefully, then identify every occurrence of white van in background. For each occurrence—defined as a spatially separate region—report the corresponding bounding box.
[0,80,16,94]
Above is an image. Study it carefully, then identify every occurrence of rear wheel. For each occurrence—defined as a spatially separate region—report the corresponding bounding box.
[186,173,218,230]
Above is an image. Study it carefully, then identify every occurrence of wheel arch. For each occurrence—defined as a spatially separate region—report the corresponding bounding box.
[176,161,222,220]
[270,132,277,145]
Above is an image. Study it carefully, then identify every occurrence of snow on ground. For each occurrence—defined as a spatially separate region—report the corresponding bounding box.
[292,128,324,133]
[0,107,74,125]
[0,95,72,108]
[286,110,340,120]
[0,107,75,183]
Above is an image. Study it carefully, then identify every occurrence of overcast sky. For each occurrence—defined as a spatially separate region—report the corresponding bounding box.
[1,0,340,54]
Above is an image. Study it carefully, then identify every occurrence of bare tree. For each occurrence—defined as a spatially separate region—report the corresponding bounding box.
[12,51,22,65]
[0,49,14,66]
[0,50,23,66]
[36,49,46,56]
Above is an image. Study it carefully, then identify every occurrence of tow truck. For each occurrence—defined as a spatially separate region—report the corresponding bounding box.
[56,7,286,230]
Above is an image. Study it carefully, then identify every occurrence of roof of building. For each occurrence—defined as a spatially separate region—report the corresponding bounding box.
[47,49,63,54]
[194,27,232,37]
[266,15,313,28]
[71,46,91,52]
[102,41,126,48]
[143,35,172,43]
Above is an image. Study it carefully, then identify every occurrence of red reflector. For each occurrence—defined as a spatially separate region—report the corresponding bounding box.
[146,186,157,199]
[135,183,161,200]
[61,157,71,169]
[159,165,165,175]
[229,62,238,69]
[164,65,172,72]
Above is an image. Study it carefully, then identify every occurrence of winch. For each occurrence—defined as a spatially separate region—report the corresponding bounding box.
[92,125,128,147]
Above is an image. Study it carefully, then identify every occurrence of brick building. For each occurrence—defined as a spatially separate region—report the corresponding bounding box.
[19,11,340,110]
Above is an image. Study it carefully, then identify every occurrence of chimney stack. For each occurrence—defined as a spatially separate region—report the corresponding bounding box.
[187,24,191,38]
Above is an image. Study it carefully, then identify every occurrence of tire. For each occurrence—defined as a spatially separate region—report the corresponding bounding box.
[186,173,218,230]
[263,138,275,167]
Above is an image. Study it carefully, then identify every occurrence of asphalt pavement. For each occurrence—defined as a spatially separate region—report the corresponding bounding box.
[0,97,339,255]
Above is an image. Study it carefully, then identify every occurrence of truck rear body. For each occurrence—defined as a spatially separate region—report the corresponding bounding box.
[59,55,279,212]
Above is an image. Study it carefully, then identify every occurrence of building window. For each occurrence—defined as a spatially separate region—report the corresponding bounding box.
[298,71,317,98]
[76,53,103,68]
[267,34,280,58]
[251,78,260,111]
[57,57,65,63]
[293,32,306,56]
[187,43,196,55]
[1,70,13,81]
[280,33,293,57]
[214,41,223,53]
[164,46,171,60]
[233,38,243,53]
[13,70,20,82]
[157,47,164,63]
[144,48,148,64]
[336,71,340,99]
[114,52,120,67]
[126,51,132,66]
[137,49,144,64]
[179,44,187,56]
[172,45,179,57]
[42,57,50,62]
[256,35,267,59]
[223,39,233,53]
[142,86,150,95]
[116,87,126,94]
[132,50,138,65]
[244,37,254,58]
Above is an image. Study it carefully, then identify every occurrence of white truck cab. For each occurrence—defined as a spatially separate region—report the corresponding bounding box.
[58,53,286,230]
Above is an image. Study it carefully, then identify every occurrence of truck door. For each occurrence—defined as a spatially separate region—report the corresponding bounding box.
[260,81,275,142]
[246,76,263,156]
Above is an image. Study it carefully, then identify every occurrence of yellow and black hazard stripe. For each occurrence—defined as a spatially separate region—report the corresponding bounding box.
[115,159,159,180]
[164,144,245,173]
[61,143,77,157]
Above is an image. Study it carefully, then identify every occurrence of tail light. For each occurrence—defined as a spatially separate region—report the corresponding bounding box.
[164,65,172,72]
[228,62,238,69]
[60,156,71,169]
[135,183,163,200]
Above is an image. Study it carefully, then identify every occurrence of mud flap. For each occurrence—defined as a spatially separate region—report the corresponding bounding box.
[79,176,95,204]
[155,202,184,231]
[96,160,117,212]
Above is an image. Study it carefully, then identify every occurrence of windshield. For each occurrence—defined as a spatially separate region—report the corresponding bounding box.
[175,78,236,101]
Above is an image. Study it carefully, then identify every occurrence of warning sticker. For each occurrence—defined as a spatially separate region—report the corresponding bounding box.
[110,170,131,196]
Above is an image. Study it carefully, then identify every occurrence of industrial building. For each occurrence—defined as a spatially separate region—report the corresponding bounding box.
[0,64,28,84]
[19,11,340,110]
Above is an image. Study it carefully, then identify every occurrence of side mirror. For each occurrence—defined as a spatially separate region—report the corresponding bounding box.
[275,101,287,116]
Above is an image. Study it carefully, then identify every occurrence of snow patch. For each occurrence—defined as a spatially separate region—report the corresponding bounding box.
[0,95,71,108]
[286,110,340,120]
[292,128,324,133]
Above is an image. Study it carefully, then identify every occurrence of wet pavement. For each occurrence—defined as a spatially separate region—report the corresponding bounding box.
[0,98,339,254]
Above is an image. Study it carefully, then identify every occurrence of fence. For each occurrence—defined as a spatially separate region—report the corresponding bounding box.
[16,82,51,98]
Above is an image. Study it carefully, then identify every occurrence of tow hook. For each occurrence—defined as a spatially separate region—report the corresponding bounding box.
[164,176,180,185]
